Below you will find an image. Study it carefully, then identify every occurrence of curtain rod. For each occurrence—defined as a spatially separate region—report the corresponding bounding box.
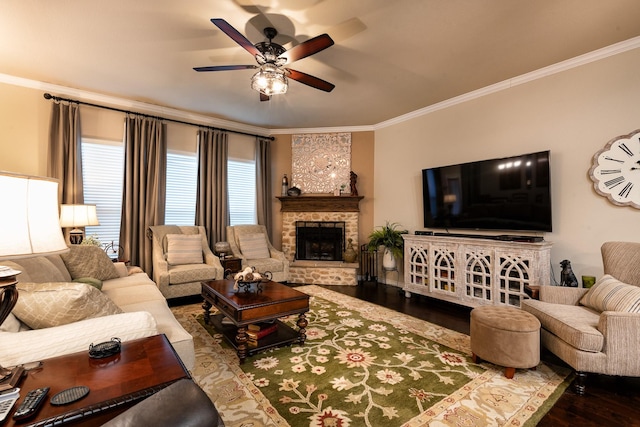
[43,93,275,141]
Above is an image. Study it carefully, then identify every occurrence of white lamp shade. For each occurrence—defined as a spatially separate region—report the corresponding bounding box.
[0,172,69,259]
[59,204,100,228]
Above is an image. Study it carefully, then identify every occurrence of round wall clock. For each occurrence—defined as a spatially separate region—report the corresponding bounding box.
[588,128,640,209]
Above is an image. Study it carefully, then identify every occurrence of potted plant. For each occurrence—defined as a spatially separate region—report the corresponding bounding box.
[367,221,408,270]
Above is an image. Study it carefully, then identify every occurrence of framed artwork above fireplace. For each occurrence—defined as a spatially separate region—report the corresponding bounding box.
[291,132,351,194]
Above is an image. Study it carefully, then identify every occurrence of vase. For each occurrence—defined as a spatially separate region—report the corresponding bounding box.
[343,238,357,263]
[382,247,397,270]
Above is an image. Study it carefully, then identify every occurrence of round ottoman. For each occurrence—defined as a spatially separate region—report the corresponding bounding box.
[470,305,541,379]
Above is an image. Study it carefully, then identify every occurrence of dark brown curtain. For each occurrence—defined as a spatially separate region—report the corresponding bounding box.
[196,129,228,246]
[47,101,83,204]
[120,115,167,274]
[256,137,272,239]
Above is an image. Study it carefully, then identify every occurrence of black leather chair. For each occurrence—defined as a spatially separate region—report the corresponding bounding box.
[101,379,224,427]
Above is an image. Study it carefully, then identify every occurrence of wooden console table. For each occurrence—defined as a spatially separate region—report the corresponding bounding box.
[5,334,189,427]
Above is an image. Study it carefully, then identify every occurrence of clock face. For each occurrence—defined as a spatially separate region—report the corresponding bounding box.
[589,129,640,209]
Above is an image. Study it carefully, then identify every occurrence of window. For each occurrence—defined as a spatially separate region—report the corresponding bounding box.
[81,139,124,247]
[228,158,256,225]
[165,151,197,225]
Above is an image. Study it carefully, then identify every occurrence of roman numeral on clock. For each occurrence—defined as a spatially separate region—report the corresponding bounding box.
[619,182,633,198]
[605,176,625,189]
[600,169,621,175]
[618,142,634,157]
[604,156,624,163]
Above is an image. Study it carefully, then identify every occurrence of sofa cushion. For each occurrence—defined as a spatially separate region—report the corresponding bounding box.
[13,282,123,329]
[61,245,120,281]
[0,312,158,367]
[166,234,203,265]
[2,256,72,283]
[580,274,640,313]
[521,299,603,352]
[238,233,270,259]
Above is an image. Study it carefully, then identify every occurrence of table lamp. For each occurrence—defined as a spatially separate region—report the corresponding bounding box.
[59,204,100,244]
[0,171,69,378]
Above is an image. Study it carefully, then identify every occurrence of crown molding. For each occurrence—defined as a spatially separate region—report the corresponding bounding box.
[0,73,272,137]
[371,36,640,130]
[3,36,639,136]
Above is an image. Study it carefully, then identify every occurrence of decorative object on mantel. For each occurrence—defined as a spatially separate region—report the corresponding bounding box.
[287,186,301,197]
[292,133,351,193]
[350,170,358,196]
[281,174,289,197]
[343,238,357,263]
[588,128,640,209]
[367,221,408,271]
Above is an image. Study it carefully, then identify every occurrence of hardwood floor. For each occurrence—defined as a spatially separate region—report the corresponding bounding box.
[318,282,640,427]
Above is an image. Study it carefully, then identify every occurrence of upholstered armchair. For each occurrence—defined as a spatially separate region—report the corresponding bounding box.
[521,241,640,395]
[148,225,224,299]
[226,225,289,283]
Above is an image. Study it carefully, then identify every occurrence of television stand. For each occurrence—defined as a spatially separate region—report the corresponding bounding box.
[402,234,551,308]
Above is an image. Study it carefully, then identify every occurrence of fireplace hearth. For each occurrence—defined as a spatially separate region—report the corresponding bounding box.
[296,221,345,261]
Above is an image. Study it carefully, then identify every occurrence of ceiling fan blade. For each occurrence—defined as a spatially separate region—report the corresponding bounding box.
[210,18,263,59]
[286,68,335,92]
[280,34,334,64]
[260,93,270,102]
[194,65,257,72]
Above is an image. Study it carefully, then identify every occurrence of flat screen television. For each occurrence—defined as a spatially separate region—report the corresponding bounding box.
[422,150,552,232]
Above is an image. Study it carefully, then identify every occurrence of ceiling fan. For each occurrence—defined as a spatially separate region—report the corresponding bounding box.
[194,19,335,101]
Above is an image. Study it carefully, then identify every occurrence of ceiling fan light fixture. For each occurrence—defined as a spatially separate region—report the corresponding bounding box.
[251,63,288,96]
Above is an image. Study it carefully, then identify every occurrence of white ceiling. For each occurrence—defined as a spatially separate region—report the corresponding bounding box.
[2,0,640,130]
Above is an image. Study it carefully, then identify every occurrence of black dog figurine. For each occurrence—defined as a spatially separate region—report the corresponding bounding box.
[560,259,578,287]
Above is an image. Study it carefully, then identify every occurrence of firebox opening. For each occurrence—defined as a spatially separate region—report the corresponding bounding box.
[296,221,345,261]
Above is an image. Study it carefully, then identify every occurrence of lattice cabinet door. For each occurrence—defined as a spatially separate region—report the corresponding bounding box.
[497,253,532,307]
[464,248,492,305]
[407,244,429,288]
[431,246,456,295]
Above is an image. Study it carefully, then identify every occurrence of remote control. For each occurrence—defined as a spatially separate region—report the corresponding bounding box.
[0,388,20,422]
[12,387,49,421]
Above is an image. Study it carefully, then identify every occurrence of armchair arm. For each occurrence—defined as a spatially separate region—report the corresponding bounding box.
[203,249,224,278]
[539,285,589,305]
[151,239,170,288]
[598,311,640,375]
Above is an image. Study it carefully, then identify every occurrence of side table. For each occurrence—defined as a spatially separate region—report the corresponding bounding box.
[220,257,242,276]
[524,285,540,300]
[5,334,189,426]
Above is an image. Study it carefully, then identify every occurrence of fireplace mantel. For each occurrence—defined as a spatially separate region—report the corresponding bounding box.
[277,195,364,212]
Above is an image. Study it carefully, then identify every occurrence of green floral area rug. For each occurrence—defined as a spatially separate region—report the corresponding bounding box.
[171,285,572,427]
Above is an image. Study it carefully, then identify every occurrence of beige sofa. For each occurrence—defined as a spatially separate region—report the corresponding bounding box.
[0,245,194,371]
[521,241,640,394]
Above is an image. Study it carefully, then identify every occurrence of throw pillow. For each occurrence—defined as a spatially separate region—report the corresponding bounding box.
[12,282,123,329]
[165,234,203,265]
[61,245,120,281]
[580,274,640,313]
[238,233,270,259]
[72,277,103,290]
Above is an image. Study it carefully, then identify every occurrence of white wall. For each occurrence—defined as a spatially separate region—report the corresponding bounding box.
[374,47,640,282]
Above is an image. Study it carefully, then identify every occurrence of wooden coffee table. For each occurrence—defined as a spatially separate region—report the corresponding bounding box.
[5,334,189,427]
[201,279,309,364]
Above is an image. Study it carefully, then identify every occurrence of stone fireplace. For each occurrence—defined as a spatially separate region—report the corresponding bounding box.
[279,195,363,285]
